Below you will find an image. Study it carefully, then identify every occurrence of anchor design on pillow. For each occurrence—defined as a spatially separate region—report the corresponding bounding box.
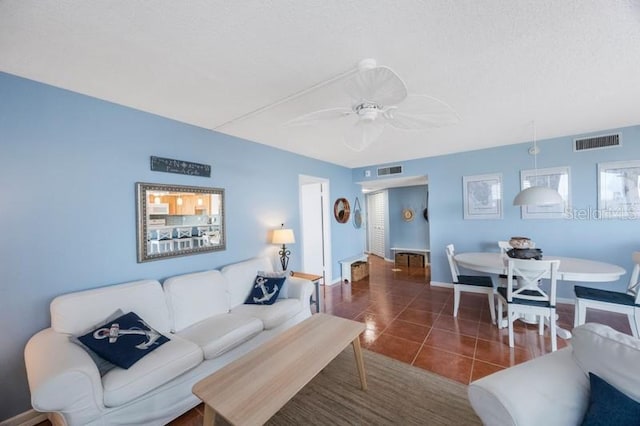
[253,276,279,303]
[93,320,163,350]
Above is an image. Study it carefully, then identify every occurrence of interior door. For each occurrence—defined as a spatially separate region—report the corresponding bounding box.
[367,191,386,258]
[299,176,331,285]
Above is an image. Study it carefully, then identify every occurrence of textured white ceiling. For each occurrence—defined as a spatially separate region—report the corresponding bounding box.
[1,1,639,167]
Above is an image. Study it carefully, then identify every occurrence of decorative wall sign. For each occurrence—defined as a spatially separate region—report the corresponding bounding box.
[462,173,503,219]
[150,156,211,177]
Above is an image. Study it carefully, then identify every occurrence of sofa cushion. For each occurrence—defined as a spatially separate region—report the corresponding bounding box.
[572,323,640,402]
[70,309,124,376]
[221,257,274,307]
[51,279,171,335]
[177,313,263,359]
[163,270,230,332]
[244,274,285,305]
[231,298,302,329]
[78,312,169,369]
[259,270,289,299]
[582,373,640,426]
[102,334,202,407]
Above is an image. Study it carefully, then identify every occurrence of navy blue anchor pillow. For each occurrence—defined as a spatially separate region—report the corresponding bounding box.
[245,273,286,305]
[78,311,169,369]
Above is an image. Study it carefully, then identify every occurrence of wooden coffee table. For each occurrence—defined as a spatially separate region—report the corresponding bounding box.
[192,313,367,425]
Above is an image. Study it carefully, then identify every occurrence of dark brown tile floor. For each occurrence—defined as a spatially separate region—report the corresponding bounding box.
[38,255,633,426]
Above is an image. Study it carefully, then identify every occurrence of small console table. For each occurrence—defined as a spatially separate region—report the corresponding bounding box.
[339,254,368,283]
[291,271,323,313]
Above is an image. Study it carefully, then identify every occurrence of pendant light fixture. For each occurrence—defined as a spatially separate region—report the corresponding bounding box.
[513,122,563,206]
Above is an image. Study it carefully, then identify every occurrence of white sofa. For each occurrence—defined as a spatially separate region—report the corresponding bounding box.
[24,257,313,426]
[468,323,640,426]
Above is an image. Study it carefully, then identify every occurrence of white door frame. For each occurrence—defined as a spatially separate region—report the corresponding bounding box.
[298,175,332,285]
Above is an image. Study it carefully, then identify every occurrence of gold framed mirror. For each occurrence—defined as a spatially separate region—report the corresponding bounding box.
[136,182,225,262]
[334,198,351,223]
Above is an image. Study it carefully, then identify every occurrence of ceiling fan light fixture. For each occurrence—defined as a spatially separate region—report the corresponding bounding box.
[285,58,459,151]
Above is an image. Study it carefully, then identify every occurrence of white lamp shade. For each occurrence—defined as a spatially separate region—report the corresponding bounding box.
[272,228,295,244]
[513,186,563,206]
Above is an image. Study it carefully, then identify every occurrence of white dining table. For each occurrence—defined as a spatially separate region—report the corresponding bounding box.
[453,252,626,338]
[454,252,625,283]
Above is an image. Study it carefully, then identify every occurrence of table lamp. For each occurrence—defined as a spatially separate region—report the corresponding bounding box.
[272,226,295,271]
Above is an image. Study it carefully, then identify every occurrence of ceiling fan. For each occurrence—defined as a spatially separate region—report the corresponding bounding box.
[284,59,460,151]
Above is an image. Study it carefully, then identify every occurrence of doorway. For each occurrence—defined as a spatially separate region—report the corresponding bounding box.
[299,175,332,285]
[366,190,387,259]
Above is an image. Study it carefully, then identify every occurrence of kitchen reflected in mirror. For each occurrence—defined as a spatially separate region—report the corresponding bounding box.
[136,182,225,262]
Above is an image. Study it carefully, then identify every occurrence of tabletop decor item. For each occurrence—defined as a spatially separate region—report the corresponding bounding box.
[507,248,543,260]
[509,236,534,249]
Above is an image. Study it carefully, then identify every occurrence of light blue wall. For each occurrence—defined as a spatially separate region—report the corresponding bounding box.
[354,126,640,295]
[387,185,430,259]
[0,72,363,420]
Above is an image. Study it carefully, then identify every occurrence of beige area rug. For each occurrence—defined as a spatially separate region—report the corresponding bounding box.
[216,348,481,426]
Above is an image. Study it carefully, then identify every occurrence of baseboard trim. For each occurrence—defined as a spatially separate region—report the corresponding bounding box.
[430,281,453,288]
[0,409,47,426]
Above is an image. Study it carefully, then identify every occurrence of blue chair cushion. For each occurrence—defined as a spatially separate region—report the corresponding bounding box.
[496,287,552,307]
[244,274,286,305]
[574,285,638,307]
[456,275,493,287]
[581,373,640,425]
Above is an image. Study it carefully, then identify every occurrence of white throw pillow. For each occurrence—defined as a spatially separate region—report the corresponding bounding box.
[572,323,640,402]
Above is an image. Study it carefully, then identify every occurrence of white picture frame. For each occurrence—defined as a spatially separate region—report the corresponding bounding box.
[463,173,503,219]
[519,166,571,219]
[598,160,640,219]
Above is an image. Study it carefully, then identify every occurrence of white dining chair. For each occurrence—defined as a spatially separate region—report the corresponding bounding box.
[192,226,211,247]
[148,228,173,253]
[497,258,560,351]
[445,244,496,324]
[174,227,194,250]
[573,251,640,337]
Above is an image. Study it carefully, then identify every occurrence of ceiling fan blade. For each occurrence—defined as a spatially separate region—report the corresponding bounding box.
[343,120,386,152]
[344,66,408,106]
[384,95,460,130]
[283,107,353,127]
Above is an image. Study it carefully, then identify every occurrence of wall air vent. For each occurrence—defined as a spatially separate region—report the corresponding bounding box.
[377,165,403,177]
[574,133,621,152]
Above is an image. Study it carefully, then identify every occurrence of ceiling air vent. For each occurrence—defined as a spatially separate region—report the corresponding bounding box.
[377,165,403,177]
[574,133,621,152]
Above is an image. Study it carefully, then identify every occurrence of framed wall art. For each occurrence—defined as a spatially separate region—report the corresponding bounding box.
[519,166,571,219]
[598,160,640,219]
[462,173,503,219]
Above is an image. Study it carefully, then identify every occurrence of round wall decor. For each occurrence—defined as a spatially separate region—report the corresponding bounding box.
[334,198,351,223]
[402,208,415,222]
[353,197,363,229]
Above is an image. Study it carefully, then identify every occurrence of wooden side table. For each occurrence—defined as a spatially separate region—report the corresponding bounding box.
[291,271,323,313]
